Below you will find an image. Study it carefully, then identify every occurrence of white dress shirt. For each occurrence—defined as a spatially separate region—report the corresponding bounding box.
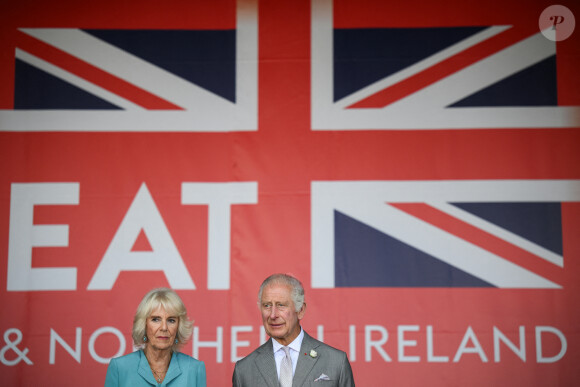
[272,328,304,379]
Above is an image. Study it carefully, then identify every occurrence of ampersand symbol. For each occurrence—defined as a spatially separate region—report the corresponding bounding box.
[0,329,33,366]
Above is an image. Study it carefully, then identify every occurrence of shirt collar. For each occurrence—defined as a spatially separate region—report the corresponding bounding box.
[272,327,304,354]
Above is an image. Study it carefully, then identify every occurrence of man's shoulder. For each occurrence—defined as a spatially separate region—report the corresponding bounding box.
[302,332,348,358]
[235,340,272,366]
[302,331,354,385]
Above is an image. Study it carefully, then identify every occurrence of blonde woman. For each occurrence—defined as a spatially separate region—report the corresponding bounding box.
[105,288,206,386]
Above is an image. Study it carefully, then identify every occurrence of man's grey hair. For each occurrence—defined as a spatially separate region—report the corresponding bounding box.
[257,273,305,312]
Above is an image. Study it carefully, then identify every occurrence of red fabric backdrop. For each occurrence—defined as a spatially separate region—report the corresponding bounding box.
[1,0,579,385]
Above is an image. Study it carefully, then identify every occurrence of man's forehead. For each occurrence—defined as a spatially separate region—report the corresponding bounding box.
[261,283,292,299]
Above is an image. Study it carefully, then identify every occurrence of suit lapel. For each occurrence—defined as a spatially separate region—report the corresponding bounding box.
[293,332,320,386]
[254,340,279,386]
[137,350,181,386]
[137,350,158,386]
[162,352,182,385]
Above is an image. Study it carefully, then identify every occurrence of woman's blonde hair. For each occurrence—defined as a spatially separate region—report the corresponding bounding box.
[132,288,193,352]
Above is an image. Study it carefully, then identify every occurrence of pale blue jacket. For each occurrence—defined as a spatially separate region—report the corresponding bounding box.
[105,350,206,386]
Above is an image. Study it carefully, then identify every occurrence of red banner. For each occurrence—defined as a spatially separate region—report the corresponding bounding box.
[1,0,579,385]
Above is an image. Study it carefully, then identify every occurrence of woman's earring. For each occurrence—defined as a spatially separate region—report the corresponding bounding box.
[175,338,179,344]
[143,336,147,342]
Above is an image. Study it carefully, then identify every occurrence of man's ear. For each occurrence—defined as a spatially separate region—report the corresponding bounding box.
[298,302,306,320]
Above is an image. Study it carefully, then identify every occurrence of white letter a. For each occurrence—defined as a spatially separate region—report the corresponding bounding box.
[88,183,195,290]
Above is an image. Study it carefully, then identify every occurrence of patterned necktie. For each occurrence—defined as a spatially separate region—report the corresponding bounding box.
[279,346,293,387]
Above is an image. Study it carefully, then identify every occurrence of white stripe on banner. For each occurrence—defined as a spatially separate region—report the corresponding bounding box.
[311,180,580,288]
[15,48,144,111]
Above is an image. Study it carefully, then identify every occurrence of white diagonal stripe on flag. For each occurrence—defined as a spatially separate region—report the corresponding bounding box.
[392,32,556,109]
[312,180,580,288]
[19,28,228,111]
[15,48,144,111]
[334,26,510,109]
[311,0,580,130]
[428,201,564,268]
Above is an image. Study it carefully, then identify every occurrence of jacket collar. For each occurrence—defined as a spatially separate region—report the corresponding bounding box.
[293,331,321,386]
[254,331,321,386]
[138,349,182,386]
[253,340,279,386]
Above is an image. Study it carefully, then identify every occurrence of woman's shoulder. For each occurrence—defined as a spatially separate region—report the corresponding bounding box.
[110,349,142,365]
[174,352,205,367]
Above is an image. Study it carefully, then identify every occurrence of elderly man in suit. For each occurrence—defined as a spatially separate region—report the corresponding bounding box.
[232,273,355,386]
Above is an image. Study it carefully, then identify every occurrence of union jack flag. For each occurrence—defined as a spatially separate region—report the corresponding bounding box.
[312,180,579,288]
[311,0,580,130]
[0,1,257,132]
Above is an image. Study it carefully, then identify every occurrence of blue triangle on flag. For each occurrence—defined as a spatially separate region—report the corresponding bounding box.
[449,55,557,107]
[450,202,563,255]
[333,26,487,102]
[14,59,121,109]
[334,210,494,287]
[84,29,236,103]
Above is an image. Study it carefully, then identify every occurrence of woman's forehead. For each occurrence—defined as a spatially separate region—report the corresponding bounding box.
[149,304,177,317]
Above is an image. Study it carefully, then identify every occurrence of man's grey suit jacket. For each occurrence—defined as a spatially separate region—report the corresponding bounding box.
[232,331,355,386]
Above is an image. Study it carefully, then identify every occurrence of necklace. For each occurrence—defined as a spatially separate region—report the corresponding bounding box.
[144,348,171,383]
[151,368,167,383]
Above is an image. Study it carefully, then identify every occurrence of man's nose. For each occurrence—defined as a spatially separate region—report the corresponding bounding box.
[269,306,279,319]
